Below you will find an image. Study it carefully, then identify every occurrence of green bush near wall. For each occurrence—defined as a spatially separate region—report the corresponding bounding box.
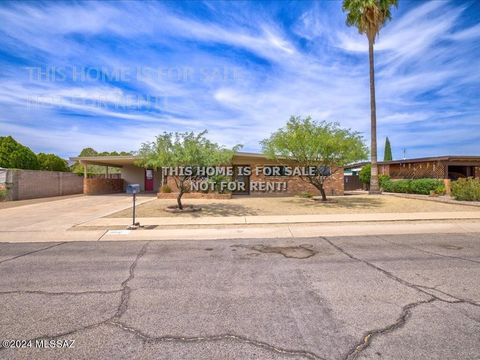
[359,164,371,185]
[451,178,480,201]
[381,178,444,195]
[0,188,8,201]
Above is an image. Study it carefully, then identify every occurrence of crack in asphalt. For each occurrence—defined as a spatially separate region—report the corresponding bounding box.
[0,242,150,352]
[413,284,480,307]
[375,235,480,264]
[114,241,150,319]
[2,237,477,358]
[0,320,108,351]
[343,298,436,360]
[321,236,480,359]
[107,320,326,360]
[0,240,327,360]
[0,289,122,296]
[0,242,66,265]
[320,237,479,307]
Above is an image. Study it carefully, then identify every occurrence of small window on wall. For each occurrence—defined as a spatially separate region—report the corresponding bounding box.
[146,169,153,180]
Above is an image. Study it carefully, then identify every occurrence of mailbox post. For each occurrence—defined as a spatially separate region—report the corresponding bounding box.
[126,184,140,229]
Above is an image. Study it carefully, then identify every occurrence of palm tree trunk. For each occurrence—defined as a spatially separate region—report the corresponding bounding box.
[368,35,380,194]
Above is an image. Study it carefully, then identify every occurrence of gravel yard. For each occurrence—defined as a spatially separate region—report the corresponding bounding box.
[106,194,480,218]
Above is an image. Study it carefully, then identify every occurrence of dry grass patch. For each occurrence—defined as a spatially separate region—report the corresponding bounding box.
[105,194,480,218]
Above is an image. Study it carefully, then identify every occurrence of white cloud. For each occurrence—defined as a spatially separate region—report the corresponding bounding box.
[0,0,479,158]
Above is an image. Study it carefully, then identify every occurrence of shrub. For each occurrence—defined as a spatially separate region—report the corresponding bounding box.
[359,164,371,185]
[451,178,480,201]
[297,191,313,198]
[434,184,446,195]
[207,174,231,193]
[0,188,7,201]
[379,175,390,189]
[393,180,412,193]
[409,179,444,195]
[381,178,443,195]
[380,178,393,192]
[160,184,172,193]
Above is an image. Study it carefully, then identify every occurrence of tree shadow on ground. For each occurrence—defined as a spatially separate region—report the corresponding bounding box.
[177,202,259,217]
[284,196,385,209]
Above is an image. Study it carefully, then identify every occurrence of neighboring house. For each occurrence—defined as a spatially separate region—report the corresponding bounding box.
[71,152,344,196]
[344,156,480,191]
[343,162,369,177]
[378,156,480,180]
[343,161,369,191]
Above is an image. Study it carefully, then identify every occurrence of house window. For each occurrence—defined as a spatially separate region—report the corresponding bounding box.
[146,169,153,180]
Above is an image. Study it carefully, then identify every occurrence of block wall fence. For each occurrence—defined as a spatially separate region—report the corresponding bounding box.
[0,168,83,200]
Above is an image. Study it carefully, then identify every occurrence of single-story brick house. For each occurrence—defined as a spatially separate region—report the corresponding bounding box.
[344,155,480,191]
[72,152,344,197]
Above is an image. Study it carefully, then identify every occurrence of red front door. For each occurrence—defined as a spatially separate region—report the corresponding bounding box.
[145,169,154,192]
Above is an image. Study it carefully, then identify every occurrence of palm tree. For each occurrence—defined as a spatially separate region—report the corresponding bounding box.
[342,0,397,194]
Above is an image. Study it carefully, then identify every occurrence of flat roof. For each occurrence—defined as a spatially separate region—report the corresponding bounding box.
[381,155,480,165]
[345,155,480,169]
[69,155,137,167]
[70,151,274,167]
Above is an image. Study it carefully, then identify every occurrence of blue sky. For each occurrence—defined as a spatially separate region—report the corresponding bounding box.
[0,0,479,159]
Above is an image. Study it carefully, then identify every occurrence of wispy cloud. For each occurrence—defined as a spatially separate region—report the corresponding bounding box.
[0,0,478,159]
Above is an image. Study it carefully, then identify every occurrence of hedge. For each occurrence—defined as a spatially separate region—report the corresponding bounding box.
[381,178,444,195]
[451,178,480,201]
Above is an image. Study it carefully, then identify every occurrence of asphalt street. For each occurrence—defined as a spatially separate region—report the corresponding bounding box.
[0,233,479,360]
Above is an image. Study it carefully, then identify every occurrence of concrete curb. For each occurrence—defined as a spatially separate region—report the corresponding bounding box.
[1,221,480,243]
[78,211,480,227]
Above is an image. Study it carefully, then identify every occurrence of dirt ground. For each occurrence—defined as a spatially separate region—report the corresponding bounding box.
[106,194,480,218]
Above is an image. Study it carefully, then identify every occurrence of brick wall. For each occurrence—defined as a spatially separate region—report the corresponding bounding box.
[164,161,344,197]
[3,169,83,200]
[83,178,124,195]
[247,163,343,196]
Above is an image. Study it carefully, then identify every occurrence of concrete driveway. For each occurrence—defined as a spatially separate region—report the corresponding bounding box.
[0,233,478,359]
[0,194,155,232]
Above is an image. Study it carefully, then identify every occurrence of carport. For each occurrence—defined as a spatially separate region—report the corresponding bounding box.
[70,156,163,194]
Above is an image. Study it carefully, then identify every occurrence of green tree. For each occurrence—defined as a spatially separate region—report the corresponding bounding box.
[37,153,69,172]
[359,163,371,185]
[71,147,128,175]
[383,136,392,161]
[98,151,132,156]
[71,148,98,174]
[0,136,39,169]
[261,116,368,201]
[342,0,398,194]
[137,131,241,210]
